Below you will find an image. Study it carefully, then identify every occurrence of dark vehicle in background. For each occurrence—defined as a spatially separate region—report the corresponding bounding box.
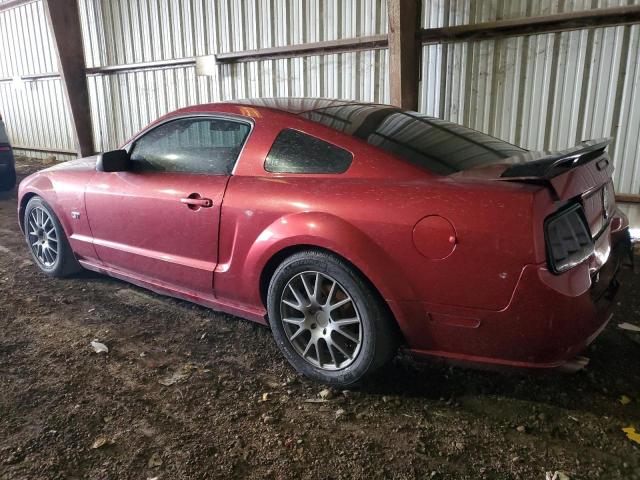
[0,115,16,191]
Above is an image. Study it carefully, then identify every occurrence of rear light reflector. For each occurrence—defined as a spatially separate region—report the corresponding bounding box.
[545,203,594,274]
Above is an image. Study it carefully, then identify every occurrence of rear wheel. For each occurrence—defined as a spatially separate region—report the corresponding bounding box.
[267,250,398,387]
[24,196,81,277]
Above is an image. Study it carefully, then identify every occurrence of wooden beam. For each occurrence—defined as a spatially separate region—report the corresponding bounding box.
[86,58,197,74]
[616,194,640,204]
[42,0,94,157]
[0,0,35,12]
[420,5,640,44]
[80,4,640,71]
[13,145,77,155]
[388,0,421,110]
[0,72,59,83]
[215,35,388,64]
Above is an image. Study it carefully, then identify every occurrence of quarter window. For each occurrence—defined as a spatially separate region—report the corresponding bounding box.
[264,129,352,174]
[300,106,526,175]
[130,117,250,174]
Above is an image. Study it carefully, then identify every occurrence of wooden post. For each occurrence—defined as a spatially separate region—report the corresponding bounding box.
[388,0,421,110]
[43,0,94,157]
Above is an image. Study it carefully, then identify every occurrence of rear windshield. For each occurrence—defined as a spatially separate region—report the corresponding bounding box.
[299,105,525,175]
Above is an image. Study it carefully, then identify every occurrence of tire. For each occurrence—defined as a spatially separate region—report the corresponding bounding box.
[0,166,15,191]
[24,196,81,277]
[267,250,398,387]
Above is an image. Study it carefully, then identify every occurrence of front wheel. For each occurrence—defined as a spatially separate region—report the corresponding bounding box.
[267,250,398,387]
[24,196,81,277]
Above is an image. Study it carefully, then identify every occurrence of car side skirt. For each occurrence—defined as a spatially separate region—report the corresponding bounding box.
[78,259,268,324]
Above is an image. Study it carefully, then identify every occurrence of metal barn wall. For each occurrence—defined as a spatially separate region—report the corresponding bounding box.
[79,0,390,151]
[0,0,639,194]
[0,0,76,160]
[420,0,640,194]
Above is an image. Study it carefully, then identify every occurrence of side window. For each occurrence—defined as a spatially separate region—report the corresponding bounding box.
[130,117,250,174]
[264,129,352,174]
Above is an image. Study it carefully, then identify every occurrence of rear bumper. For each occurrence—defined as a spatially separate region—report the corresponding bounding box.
[398,222,632,370]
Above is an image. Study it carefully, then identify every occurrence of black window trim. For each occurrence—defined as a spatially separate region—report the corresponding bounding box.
[124,113,254,176]
[264,127,354,175]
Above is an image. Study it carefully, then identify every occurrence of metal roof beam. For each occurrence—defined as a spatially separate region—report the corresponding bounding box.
[420,5,640,44]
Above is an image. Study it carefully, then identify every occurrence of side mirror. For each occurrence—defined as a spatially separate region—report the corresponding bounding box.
[96,149,130,172]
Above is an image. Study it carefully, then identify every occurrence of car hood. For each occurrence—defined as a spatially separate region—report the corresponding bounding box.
[40,155,98,173]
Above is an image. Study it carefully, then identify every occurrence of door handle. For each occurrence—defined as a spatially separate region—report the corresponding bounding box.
[180,197,213,208]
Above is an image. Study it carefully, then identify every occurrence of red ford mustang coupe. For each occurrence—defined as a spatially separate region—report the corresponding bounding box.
[18,98,631,386]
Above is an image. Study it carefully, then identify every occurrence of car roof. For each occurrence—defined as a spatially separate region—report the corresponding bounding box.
[177,97,385,116]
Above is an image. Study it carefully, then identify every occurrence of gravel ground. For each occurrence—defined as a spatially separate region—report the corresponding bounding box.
[1,157,639,480]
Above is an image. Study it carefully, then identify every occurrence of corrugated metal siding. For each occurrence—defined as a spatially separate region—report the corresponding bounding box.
[0,0,638,194]
[0,77,76,157]
[0,0,75,160]
[81,0,390,152]
[79,0,388,67]
[87,49,389,152]
[0,0,57,77]
[420,0,640,194]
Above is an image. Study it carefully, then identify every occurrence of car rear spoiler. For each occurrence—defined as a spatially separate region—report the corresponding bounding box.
[500,138,611,180]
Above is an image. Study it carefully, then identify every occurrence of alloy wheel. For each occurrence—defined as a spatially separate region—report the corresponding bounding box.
[27,206,58,268]
[279,271,363,370]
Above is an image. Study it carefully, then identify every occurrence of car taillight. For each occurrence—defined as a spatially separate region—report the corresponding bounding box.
[544,203,594,274]
[0,146,10,152]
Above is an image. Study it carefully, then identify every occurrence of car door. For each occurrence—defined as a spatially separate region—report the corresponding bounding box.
[85,115,251,294]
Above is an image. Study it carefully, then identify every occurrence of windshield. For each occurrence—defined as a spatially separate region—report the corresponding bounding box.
[299,104,525,175]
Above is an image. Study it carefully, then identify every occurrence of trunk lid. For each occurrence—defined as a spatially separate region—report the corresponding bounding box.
[453,139,616,238]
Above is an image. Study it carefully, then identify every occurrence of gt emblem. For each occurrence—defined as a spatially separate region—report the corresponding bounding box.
[602,185,609,220]
[71,211,80,219]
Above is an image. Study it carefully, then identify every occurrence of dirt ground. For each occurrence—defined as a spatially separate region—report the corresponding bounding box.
[1,158,639,480]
